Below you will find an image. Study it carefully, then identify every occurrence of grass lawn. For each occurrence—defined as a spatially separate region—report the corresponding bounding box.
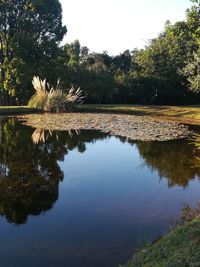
[1,104,200,125]
[0,106,37,114]
[79,104,200,124]
[123,217,200,267]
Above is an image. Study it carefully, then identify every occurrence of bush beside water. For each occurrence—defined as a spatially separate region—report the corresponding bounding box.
[28,76,84,112]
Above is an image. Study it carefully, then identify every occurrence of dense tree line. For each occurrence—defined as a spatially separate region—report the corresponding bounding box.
[0,0,199,105]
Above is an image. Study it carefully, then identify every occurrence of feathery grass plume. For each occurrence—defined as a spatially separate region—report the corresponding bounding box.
[28,76,48,109]
[28,76,84,112]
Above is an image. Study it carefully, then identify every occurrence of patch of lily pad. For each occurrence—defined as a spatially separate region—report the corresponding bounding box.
[18,113,191,141]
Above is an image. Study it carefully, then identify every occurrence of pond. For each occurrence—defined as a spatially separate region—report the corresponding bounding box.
[0,117,200,267]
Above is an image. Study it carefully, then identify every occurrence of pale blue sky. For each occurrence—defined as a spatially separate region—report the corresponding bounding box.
[60,0,191,55]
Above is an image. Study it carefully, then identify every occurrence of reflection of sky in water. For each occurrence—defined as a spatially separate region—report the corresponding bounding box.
[0,119,200,267]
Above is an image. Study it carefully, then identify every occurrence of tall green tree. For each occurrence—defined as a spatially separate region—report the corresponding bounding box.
[0,0,67,105]
[64,40,81,67]
[184,52,200,92]
[183,0,200,93]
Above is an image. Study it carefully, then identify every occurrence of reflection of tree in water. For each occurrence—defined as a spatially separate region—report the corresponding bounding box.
[134,140,200,188]
[0,118,108,224]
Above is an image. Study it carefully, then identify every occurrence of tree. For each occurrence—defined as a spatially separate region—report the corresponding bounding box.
[183,0,200,93]
[134,21,193,103]
[64,40,81,67]
[186,0,200,46]
[184,52,200,92]
[112,50,132,73]
[0,0,67,105]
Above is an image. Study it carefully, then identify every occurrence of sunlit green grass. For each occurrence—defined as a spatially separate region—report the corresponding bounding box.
[80,104,200,124]
[123,216,200,267]
[1,104,200,124]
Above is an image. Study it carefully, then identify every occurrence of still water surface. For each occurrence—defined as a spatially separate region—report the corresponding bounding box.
[0,118,200,267]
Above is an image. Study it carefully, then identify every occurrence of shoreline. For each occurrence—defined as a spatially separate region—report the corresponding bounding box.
[123,216,200,267]
[1,104,200,125]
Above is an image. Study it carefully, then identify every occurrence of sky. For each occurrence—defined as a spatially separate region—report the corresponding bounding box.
[60,0,191,55]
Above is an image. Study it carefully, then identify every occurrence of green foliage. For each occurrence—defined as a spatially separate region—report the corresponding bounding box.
[59,0,199,105]
[0,0,200,105]
[65,40,81,67]
[28,94,47,110]
[184,52,200,92]
[0,0,67,105]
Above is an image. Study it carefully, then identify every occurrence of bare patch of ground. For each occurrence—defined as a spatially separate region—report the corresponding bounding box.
[18,113,191,141]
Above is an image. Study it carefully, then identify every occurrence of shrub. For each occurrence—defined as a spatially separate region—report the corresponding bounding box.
[28,76,84,112]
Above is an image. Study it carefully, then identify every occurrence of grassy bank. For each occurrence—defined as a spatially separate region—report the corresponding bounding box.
[1,104,200,125]
[79,105,200,124]
[124,217,200,267]
[0,106,37,115]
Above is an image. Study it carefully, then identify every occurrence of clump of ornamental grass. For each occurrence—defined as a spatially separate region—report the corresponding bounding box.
[28,76,84,112]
